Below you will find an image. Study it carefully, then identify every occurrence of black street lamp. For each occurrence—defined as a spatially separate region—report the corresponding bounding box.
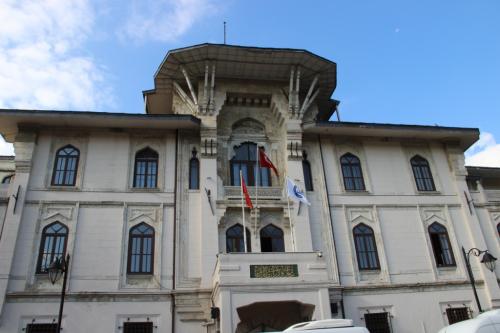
[462,247,497,313]
[48,254,70,333]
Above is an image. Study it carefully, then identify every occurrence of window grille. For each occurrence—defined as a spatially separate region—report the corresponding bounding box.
[133,147,158,188]
[302,152,313,191]
[36,222,68,273]
[51,145,79,186]
[25,323,57,333]
[230,142,271,187]
[411,155,436,191]
[189,148,200,190]
[364,312,391,333]
[428,222,456,267]
[123,322,153,333]
[340,153,365,191]
[260,224,284,252]
[446,307,470,325]
[353,224,380,270]
[226,224,251,252]
[128,223,154,274]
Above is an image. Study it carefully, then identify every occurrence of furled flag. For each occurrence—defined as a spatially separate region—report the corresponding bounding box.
[286,177,311,205]
[259,147,279,177]
[241,176,254,209]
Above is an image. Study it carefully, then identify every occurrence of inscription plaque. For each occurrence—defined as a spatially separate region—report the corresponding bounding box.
[249,264,298,278]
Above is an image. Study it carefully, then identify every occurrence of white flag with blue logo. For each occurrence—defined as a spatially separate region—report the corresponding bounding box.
[286,177,311,205]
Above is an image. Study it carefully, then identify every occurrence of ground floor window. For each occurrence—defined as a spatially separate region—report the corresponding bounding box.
[446,307,471,325]
[364,312,391,333]
[123,322,153,333]
[25,324,57,333]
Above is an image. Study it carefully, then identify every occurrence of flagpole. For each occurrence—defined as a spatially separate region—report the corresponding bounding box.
[285,174,296,252]
[255,146,259,238]
[240,170,248,253]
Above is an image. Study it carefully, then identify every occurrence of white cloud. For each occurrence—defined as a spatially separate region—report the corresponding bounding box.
[465,132,500,167]
[0,135,14,156]
[0,0,114,110]
[119,0,216,42]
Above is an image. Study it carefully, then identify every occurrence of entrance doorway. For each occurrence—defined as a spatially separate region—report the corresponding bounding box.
[235,301,315,333]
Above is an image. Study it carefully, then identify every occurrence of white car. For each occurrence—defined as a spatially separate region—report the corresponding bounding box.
[284,319,370,333]
[438,310,500,333]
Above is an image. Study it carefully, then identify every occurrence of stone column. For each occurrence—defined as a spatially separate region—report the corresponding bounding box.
[0,131,36,321]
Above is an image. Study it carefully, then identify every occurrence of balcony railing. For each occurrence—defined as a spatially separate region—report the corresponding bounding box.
[213,252,329,287]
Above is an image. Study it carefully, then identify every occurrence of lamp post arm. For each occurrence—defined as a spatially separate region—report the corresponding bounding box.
[462,247,483,313]
[56,254,70,333]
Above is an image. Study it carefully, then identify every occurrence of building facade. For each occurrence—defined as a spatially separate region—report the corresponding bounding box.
[0,44,499,333]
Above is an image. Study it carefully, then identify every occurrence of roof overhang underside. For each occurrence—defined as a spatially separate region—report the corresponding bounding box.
[145,43,337,115]
[304,121,479,150]
[0,110,200,142]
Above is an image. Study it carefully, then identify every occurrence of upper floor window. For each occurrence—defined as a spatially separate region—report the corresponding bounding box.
[51,145,79,186]
[260,224,284,252]
[411,155,436,191]
[226,224,251,253]
[25,323,58,333]
[340,153,365,191]
[428,222,456,267]
[133,147,158,188]
[231,142,271,187]
[1,174,13,184]
[353,223,380,270]
[123,322,153,333]
[497,223,500,237]
[128,223,154,274]
[189,148,200,190]
[37,222,68,273]
[302,151,313,191]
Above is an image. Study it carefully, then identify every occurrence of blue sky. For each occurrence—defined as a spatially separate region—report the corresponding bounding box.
[1,0,499,165]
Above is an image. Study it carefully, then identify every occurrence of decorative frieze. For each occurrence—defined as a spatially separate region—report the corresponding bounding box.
[250,264,298,278]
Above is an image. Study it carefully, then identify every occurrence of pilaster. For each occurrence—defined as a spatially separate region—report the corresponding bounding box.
[0,131,37,321]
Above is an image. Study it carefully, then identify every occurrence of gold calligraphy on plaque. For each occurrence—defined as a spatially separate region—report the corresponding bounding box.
[250,264,298,278]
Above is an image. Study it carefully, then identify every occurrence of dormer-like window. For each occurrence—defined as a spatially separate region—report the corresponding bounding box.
[411,155,436,191]
[133,147,158,188]
[51,145,79,186]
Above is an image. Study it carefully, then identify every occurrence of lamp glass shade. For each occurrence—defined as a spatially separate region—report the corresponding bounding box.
[481,252,497,272]
[48,257,64,284]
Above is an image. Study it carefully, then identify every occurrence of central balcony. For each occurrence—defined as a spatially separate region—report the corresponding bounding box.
[213,252,329,287]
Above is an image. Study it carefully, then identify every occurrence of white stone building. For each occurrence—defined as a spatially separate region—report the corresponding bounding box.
[0,43,499,333]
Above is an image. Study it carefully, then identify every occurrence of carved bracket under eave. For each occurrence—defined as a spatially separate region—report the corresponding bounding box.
[287,66,320,120]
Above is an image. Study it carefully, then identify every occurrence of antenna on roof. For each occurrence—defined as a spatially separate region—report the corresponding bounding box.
[224,21,227,44]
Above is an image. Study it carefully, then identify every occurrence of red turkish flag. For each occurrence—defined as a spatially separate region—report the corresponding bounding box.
[241,177,254,209]
[259,147,279,177]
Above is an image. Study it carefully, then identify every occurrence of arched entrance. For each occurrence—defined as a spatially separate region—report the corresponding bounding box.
[235,301,315,333]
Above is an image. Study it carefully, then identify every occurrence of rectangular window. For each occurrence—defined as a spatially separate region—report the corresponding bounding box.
[364,312,391,333]
[446,307,470,325]
[123,322,153,333]
[25,324,57,333]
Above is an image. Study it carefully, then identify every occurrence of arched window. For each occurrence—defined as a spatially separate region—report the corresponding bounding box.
[51,145,79,186]
[411,155,436,191]
[1,174,13,184]
[189,148,200,190]
[497,223,500,238]
[260,224,284,252]
[230,142,271,187]
[226,224,251,253]
[340,153,365,191]
[428,222,456,267]
[128,223,154,274]
[303,151,313,191]
[353,223,380,270]
[37,222,68,273]
[133,147,158,188]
